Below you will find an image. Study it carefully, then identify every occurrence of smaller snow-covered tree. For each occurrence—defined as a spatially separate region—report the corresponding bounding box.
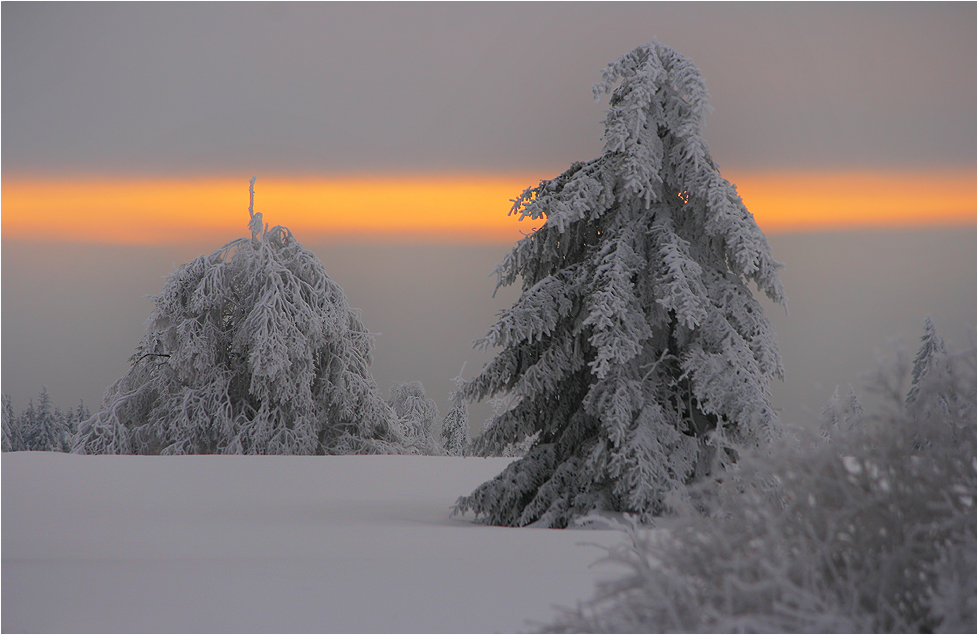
[1,393,14,452]
[17,398,37,450]
[2,389,80,452]
[387,381,440,454]
[906,315,963,423]
[21,388,65,452]
[820,383,863,436]
[440,374,470,456]
[58,401,89,452]
[74,178,402,455]
[910,317,950,390]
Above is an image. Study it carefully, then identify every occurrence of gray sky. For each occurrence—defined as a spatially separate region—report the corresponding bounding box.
[3,2,975,176]
[2,2,976,430]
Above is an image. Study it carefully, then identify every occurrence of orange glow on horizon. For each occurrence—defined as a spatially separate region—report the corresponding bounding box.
[1,170,973,245]
[727,169,976,233]
[0,176,547,245]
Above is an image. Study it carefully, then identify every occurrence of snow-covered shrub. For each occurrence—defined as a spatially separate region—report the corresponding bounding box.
[455,41,785,527]
[74,179,403,455]
[387,381,440,455]
[545,320,976,633]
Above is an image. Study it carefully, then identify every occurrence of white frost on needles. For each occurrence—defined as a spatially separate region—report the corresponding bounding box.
[456,41,786,527]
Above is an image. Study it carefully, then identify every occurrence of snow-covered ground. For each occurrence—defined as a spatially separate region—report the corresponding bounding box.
[2,452,628,633]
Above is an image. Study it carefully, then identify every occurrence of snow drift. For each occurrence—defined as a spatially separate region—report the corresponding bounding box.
[2,453,626,633]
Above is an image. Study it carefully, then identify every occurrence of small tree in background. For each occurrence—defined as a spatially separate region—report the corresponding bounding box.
[1,394,15,452]
[819,383,862,436]
[75,178,404,455]
[440,372,470,456]
[59,400,90,452]
[455,42,785,527]
[907,315,957,419]
[21,388,66,452]
[386,381,440,454]
[2,389,85,452]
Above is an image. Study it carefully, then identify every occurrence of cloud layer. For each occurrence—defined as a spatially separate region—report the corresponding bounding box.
[3,3,975,176]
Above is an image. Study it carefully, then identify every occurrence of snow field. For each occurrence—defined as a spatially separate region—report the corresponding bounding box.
[2,452,628,633]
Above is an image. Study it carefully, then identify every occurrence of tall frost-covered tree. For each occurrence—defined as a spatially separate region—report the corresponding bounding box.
[455,42,786,527]
[75,178,403,455]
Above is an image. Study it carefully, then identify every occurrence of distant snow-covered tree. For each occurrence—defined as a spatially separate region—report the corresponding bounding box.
[21,388,65,452]
[910,316,949,390]
[820,383,863,436]
[74,178,403,455]
[59,400,89,452]
[455,42,785,527]
[387,381,440,455]
[440,373,470,456]
[906,315,962,423]
[1,393,14,452]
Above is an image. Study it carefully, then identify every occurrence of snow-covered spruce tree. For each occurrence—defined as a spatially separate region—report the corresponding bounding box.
[455,42,785,527]
[440,373,470,456]
[20,388,67,452]
[907,315,960,420]
[74,178,403,455]
[59,400,90,452]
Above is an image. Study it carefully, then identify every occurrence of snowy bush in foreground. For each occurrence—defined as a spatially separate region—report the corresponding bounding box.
[455,41,785,527]
[74,179,403,455]
[545,320,976,633]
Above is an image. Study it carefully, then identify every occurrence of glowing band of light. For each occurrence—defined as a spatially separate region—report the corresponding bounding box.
[2,170,973,244]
